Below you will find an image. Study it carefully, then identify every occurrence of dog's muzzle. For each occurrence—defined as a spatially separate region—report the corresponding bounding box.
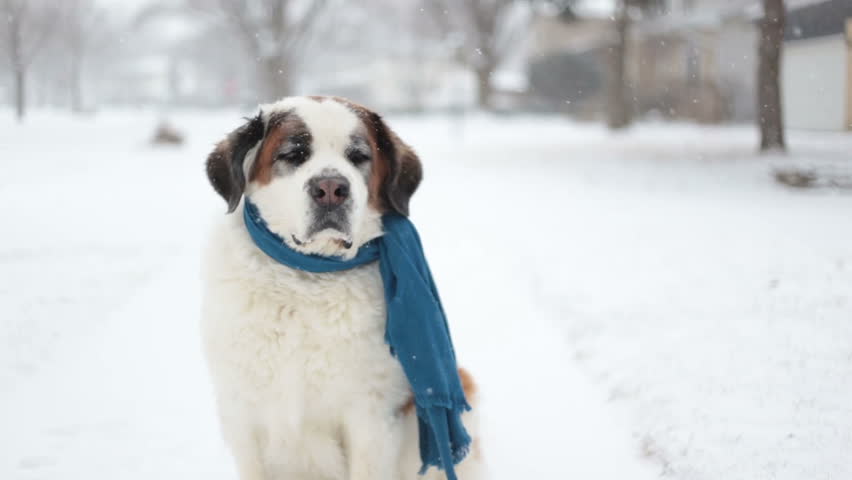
[305,174,352,241]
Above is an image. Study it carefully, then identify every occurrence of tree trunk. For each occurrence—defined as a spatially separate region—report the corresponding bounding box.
[606,0,631,130]
[260,56,291,102]
[70,54,83,114]
[758,0,786,152]
[9,16,26,122]
[14,67,26,122]
[475,68,493,110]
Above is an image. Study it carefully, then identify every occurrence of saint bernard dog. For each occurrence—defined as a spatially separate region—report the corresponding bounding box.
[200,96,482,480]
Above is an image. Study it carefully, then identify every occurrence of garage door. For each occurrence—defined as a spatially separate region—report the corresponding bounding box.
[782,34,847,131]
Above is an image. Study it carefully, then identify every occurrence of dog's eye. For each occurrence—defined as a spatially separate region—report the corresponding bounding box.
[347,150,370,165]
[277,148,308,166]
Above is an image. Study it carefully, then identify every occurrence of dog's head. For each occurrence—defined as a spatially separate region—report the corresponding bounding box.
[206,96,422,258]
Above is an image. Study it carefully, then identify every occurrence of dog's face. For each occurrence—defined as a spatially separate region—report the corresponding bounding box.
[206,96,422,259]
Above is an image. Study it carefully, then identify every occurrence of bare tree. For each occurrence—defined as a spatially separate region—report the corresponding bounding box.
[425,0,528,109]
[57,0,105,113]
[758,0,786,152]
[0,0,58,121]
[176,0,329,101]
[607,0,631,129]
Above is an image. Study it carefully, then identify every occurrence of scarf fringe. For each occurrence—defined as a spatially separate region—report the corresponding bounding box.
[418,444,471,475]
[416,405,472,480]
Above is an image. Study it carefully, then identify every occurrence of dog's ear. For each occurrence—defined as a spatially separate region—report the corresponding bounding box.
[366,112,422,216]
[206,112,266,213]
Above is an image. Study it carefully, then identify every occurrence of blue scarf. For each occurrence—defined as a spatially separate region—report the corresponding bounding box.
[243,200,472,479]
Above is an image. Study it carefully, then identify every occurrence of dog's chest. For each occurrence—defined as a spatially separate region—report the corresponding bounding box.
[261,267,394,392]
[203,240,409,420]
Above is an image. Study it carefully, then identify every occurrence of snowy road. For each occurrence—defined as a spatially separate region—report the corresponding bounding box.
[2,111,851,479]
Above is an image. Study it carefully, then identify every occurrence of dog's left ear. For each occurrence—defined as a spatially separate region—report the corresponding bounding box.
[366,112,423,216]
[206,112,266,213]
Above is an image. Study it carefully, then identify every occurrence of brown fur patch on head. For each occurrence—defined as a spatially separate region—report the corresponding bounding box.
[328,97,423,216]
[248,110,310,186]
[205,112,265,213]
[362,120,390,211]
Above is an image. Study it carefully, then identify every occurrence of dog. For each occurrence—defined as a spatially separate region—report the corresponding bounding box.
[200,96,482,480]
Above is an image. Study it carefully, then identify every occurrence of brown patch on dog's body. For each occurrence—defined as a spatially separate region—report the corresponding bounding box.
[457,367,478,401]
[400,367,477,415]
[249,111,310,186]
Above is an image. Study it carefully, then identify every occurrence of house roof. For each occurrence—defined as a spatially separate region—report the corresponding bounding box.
[785,0,852,41]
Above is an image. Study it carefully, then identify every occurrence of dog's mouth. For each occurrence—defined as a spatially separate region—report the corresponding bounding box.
[291,233,353,250]
[289,208,355,252]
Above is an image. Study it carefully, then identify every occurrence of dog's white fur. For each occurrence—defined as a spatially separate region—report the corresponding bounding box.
[201,97,482,480]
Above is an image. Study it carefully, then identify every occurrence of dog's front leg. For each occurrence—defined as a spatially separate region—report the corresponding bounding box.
[221,418,267,480]
[343,407,403,480]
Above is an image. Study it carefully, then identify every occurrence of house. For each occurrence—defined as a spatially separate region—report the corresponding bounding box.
[526,1,763,122]
[782,0,852,131]
[628,1,760,123]
[526,15,612,115]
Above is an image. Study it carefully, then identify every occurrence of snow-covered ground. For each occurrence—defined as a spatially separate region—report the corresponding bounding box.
[1,110,850,480]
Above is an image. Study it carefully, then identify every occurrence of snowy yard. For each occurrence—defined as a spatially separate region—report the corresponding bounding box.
[1,110,851,480]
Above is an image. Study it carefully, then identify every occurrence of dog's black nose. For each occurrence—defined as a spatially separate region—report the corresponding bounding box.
[308,176,350,208]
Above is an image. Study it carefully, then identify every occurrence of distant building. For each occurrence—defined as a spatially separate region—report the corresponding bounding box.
[526,1,762,123]
[526,15,611,115]
[629,3,759,123]
[782,0,852,131]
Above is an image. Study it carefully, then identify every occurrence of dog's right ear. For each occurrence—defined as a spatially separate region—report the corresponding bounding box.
[206,112,266,213]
